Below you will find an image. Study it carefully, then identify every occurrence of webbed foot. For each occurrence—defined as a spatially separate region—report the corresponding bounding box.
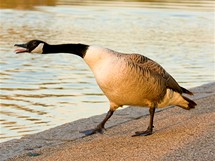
[80,110,114,136]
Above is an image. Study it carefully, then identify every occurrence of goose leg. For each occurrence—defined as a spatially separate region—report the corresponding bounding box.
[80,110,114,136]
[132,107,156,137]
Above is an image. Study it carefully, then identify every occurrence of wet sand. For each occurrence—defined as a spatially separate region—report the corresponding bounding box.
[1,82,215,161]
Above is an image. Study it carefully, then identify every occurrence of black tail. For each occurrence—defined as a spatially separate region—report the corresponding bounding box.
[180,86,193,95]
[182,96,197,110]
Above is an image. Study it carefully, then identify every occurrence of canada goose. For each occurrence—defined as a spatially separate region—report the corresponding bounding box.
[15,40,197,136]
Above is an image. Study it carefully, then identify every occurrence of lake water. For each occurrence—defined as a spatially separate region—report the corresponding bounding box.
[0,0,214,142]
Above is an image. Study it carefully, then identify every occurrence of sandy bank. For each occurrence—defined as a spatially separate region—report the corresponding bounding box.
[1,82,215,161]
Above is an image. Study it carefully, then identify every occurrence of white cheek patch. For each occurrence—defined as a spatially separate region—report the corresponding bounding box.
[31,43,44,54]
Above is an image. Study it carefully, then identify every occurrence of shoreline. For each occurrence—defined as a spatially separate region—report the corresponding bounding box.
[1,82,215,161]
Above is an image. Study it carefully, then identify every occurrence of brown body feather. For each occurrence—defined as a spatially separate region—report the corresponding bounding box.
[84,46,196,110]
[124,53,193,95]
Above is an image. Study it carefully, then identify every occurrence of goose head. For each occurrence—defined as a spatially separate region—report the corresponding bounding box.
[15,40,46,54]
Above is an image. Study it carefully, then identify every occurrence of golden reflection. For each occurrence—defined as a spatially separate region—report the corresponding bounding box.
[0,0,214,10]
[0,103,47,115]
[0,0,56,9]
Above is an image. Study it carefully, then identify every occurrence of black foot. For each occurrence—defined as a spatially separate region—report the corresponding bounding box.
[80,127,105,136]
[132,129,153,137]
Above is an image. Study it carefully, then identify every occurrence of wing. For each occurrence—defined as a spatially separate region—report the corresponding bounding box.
[124,53,183,94]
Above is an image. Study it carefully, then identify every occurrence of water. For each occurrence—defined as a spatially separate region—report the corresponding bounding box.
[0,0,214,142]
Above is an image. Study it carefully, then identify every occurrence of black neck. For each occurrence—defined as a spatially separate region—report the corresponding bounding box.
[43,43,89,58]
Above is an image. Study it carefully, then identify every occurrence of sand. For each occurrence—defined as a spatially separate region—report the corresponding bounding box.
[1,82,215,161]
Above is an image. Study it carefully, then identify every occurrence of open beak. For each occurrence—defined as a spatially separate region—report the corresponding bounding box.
[14,43,28,54]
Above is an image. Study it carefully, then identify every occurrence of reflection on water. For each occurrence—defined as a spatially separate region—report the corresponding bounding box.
[0,0,56,9]
[0,0,215,11]
[0,0,214,142]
